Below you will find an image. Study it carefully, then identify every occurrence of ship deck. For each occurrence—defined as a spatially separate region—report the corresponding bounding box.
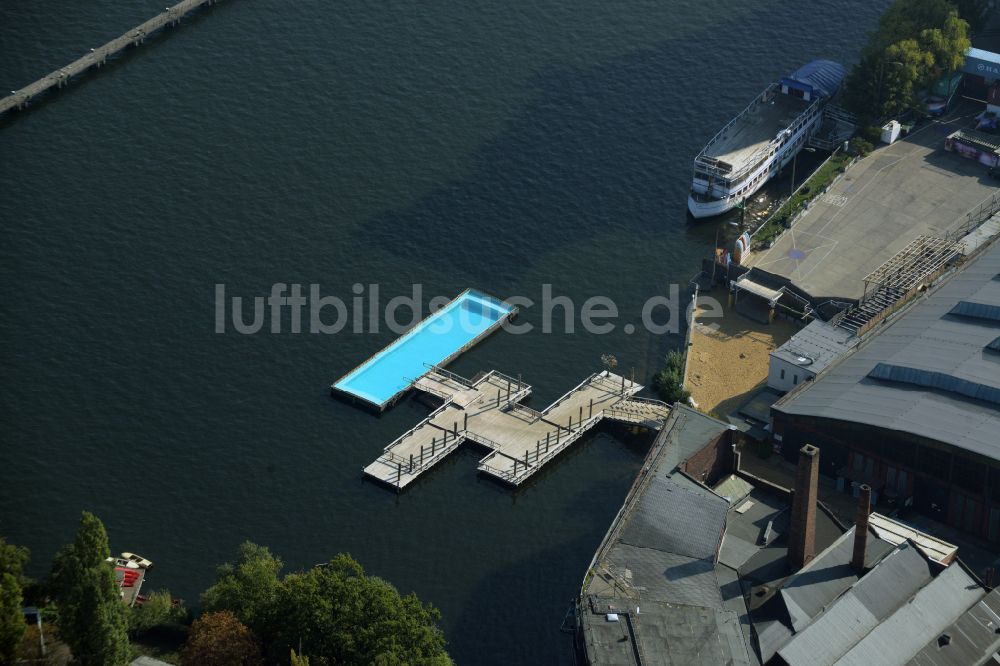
[702,94,811,172]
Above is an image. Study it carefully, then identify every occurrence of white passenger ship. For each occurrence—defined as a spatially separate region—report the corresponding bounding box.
[688,60,847,219]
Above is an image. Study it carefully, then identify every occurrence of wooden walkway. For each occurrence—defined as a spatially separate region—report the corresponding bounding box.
[363,368,670,490]
[1,0,224,115]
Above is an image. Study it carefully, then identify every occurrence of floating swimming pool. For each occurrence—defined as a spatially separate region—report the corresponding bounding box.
[332,289,514,410]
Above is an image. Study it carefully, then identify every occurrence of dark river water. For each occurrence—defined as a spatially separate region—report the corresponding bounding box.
[1,1,889,662]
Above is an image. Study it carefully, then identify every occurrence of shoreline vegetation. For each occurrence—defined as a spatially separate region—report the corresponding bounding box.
[751,149,858,250]
[2,516,452,666]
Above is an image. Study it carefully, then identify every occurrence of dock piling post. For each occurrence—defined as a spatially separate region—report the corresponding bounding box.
[579,406,583,423]
[621,374,625,394]
[464,413,468,430]
[568,415,572,430]
[556,429,560,444]
[536,441,540,459]
[453,421,458,435]
[525,450,529,467]
[420,445,425,465]
[409,454,414,473]
[432,437,436,455]
[397,462,402,486]
[497,389,501,406]
[589,398,593,418]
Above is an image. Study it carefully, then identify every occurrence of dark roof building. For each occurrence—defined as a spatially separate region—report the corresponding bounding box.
[772,240,1000,542]
[578,405,1000,665]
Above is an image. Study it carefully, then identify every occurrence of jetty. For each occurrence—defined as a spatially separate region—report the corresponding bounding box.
[1,0,225,115]
[363,367,671,490]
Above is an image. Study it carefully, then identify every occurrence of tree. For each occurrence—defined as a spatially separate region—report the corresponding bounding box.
[128,589,185,635]
[0,537,29,664]
[291,649,311,666]
[201,541,282,632]
[49,512,130,666]
[179,611,263,666]
[654,349,690,405]
[264,554,451,666]
[844,0,970,121]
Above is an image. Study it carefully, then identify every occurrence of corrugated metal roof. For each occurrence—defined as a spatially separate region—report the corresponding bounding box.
[787,59,848,98]
[775,242,1000,460]
[771,320,859,374]
[834,563,984,665]
[778,542,934,666]
[907,588,1000,666]
[780,528,895,632]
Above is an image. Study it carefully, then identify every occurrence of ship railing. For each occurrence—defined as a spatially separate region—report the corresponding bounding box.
[698,84,778,156]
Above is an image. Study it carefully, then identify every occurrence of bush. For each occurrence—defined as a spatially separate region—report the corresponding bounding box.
[128,590,186,636]
[654,350,691,405]
[851,137,874,156]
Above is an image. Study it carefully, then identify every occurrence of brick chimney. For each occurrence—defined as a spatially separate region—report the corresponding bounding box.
[852,484,872,573]
[788,444,820,570]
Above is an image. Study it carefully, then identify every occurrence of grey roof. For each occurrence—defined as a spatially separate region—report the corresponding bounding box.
[770,320,859,375]
[777,542,934,666]
[620,473,728,561]
[580,405,749,665]
[835,563,984,665]
[579,600,749,666]
[774,241,1000,460]
[658,404,733,470]
[780,527,895,632]
[751,527,896,662]
[908,588,1000,666]
[607,543,722,609]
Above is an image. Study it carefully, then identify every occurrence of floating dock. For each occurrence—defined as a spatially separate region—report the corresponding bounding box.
[0,0,225,115]
[331,289,516,411]
[363,367,671,490]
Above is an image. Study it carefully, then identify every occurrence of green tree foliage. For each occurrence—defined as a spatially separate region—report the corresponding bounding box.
[291,648,311,666]
[654,349,690,405]
[201,541,282,631]
[49,512,130,666]
[179,611,263,666]
[202,546,452,665]
[844,0,970,121]
[128,589,186,635]
[264,554,451,666]
[0,537,29,664]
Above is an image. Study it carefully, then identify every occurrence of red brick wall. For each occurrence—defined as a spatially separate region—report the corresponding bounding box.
[681,429,736,486]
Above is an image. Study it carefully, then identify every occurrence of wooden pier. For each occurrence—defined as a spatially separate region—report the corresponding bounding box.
[1,0,225,115]
[363,367,671,490]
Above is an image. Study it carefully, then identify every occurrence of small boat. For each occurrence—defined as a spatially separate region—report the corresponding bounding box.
[121,552,153,569]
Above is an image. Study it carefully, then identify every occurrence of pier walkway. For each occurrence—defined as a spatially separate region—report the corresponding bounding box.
[1,0,224,115]
[363,368,671,490]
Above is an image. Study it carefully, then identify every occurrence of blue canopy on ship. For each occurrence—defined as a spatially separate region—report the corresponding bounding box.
[782,60,847,99]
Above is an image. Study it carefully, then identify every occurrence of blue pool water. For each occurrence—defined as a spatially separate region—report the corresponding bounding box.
[333,290,512,407]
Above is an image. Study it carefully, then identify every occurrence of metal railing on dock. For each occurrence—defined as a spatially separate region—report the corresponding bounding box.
[364,369,657,491]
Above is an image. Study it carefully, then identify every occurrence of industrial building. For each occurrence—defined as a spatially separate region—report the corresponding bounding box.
[577,407,1000,665]
[768,320,857,393]
[771,241,1000,542]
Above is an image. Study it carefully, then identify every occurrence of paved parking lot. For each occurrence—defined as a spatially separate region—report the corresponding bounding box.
[749,105,1000,301]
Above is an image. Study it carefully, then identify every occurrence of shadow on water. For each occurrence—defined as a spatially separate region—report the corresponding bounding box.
[355,41,702,290]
